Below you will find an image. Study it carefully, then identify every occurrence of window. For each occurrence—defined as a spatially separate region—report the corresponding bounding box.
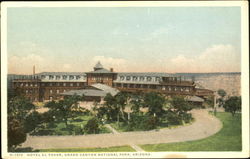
[132,76,138,81]
[77,83,80,86]
[25,90,28,94]
[41,75,46,79]
[139,76,145,81]
[20,83,23,87]
[63,89,66,92]
[30,90,33,93]
[147,77,152,81]
[49,96,53,101]
[155,77,160,82]
[49,83,53,86]
[57,83,60,86]
[69,75,74,80]
[76,75,81,80]
[129,84,134,88]
[63,83,66,86]
[34,83,37,87]
[117,83,121,87]
[120,76,124,80]
[25,83,29,87]
[126,76,131,81]
[70,83,73,87]
[49,75,54,80]
[56,75,61,80]
[50,89,53,94]
[30,83,33,87]
[57,90,60,93]
[63,75,67,80]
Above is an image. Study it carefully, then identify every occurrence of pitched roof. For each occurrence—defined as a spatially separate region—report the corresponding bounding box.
[117,72,177,77]
[37,72,86,76]
[61,83,119,97]
[94,61,103,69]
[87,68,115,74]
[61,89,107,97]
[185,96,205,102]
[91,83,119,96]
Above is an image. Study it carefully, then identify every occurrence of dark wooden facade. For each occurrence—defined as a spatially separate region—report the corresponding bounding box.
[13,79,86,102]
[11,62,214,102]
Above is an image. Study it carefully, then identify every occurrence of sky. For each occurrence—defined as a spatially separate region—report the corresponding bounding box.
[7,7,241,74]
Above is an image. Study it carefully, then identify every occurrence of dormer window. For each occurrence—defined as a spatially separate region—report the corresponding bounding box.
[69,75,74,80]
[147,76,152,81]
[49,75,54,80]
[133,76,138,81]
[126,76,131,81]
[41,75,45,79]
[155,77,160,81]
[56,75,61,80]
[76,75,81,80]
[63,75,67,80]
[139,76,145,81]
[120,76,124,80]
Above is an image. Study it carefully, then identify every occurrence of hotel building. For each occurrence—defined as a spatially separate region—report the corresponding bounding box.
[10,62,213,102]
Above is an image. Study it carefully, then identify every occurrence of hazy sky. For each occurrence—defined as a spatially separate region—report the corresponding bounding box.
[7,7,241,74]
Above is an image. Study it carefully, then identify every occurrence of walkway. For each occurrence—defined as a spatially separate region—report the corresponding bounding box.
[104,124,145,152]
[21,109,222,150]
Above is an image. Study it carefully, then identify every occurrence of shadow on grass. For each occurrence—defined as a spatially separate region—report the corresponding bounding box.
[72,118,84,122]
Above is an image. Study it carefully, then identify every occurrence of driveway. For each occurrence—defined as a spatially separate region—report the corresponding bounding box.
[21,109,222,150]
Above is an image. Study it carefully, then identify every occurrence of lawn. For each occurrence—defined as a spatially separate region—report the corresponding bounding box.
[141,112,242,151]
[31,114,111,136]
[39,146,136,152]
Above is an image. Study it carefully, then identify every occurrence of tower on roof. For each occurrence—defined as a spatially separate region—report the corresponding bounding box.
[94,61,103,71]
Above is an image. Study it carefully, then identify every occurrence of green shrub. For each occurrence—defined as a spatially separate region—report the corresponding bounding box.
[144,115,158,130]
[74,126,83,135]
[84,118,100,134]
[126,114,158,131]
[165,111,182,125]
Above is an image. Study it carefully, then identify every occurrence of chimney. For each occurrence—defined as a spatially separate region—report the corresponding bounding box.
[110,68,114,72]
[33,65,35,75]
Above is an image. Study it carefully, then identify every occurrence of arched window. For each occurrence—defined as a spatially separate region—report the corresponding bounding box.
[139,76,145,81]
[76,75,81,80]
[147,76,152,81]
[120,76,124,80]
[49,75,54,80]
[133,76,138,81]
[63,75,67,80]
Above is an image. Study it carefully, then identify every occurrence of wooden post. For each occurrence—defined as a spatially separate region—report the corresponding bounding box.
[214,92,217,116]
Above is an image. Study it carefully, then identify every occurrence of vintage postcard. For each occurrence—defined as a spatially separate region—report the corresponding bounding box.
[1,1,249,158]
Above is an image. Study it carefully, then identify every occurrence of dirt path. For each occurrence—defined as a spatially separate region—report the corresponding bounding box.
[21,109,222,150]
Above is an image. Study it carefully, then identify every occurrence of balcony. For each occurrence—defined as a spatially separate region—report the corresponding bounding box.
[115,86,195,95]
